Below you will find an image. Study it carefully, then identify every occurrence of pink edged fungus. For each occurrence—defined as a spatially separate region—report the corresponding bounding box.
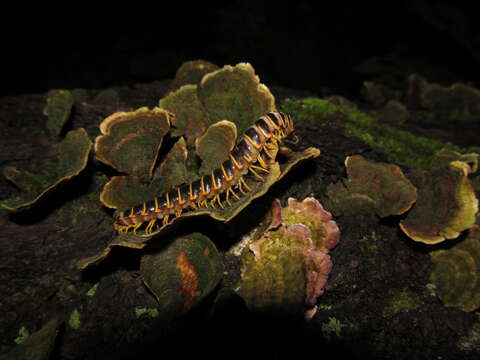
[237,198,340,319]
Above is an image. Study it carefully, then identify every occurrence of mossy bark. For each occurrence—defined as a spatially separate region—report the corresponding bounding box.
[0,81,478,360]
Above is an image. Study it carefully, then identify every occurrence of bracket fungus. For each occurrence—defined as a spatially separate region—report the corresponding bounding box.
[94,107,172,180]
[43,89,74,136]
[377,100,410,125]
[430,148,478,173]
[99,136,190,212]
[160,62,276,144]
[78,61,321,268]
[195,120,237,174]
[399,159,478,244]
[323,155,417,217]
[361,80,401,108]
[421,80,480,117]
[237,198,339,318]
[159,84,211,143]
[429,224,480,312]
[404,73,480,126]
[140,233,223,317]
[77,146,320,269]
[3,318,61,360]
[168,59,220,93]
[1,128,92,211]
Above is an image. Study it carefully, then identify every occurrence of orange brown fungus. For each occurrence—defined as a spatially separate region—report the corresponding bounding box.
[176,251,202,310]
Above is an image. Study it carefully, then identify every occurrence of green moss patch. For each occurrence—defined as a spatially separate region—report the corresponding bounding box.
[281,97,474,169]
[383,290,421,318]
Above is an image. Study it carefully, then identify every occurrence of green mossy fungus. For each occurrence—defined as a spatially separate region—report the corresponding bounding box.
[237,198,338,316]
[323,155,417,217]
[1,128,93,211]
[140,233,224,319]
[429,224,480,312]
[43,89,74,136]
[238,228,309,314]
[95,107,172,180]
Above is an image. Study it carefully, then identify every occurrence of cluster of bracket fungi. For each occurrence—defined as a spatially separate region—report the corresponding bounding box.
[3,60,480,320]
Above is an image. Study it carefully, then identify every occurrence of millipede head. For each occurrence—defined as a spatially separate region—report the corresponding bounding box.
[261,112,294,139]
[273,112,294,136]
[283,113,294,135]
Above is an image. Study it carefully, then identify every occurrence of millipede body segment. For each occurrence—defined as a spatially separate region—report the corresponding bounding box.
[115,112,294,234]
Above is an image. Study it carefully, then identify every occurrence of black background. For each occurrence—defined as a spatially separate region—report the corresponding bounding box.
[3,2,480,98]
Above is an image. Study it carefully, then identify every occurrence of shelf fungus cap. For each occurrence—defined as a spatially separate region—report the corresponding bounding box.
[324,155,417,217]
[430,224,480,312]
[1,128,92,211]
[237,198,340,319]
[95,107,172,179]
[140,233,223,318]
[160,62,276,145]
[282,197,340,252]
[400,160,478,244]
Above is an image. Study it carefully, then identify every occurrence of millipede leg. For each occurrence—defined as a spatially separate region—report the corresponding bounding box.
[250,164,269,173]
[210,195,223,208]
[197,199,208,208]
[145,219,157,234]
[257,155,269,169]
[162,214,170,226]
[263,147,274,159]
[225,187,239,206]
[214,194,224,209]
[225,190,232,206]
[132,223,142,234]
[238,177,251,194]
[231,187,241,199]
[248,166,264,180]
[242,177,252,191]
[266,138,278,149]
[238,182,247,195]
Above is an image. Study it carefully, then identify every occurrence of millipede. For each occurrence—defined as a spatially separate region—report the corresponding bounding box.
[114,112,294,235]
